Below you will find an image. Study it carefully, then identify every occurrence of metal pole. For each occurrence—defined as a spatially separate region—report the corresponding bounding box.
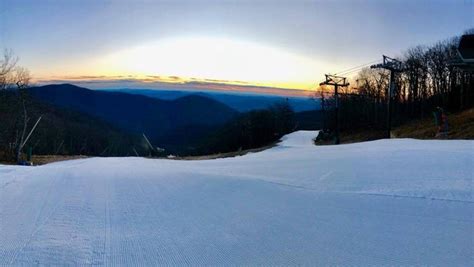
[335,84,340,144]
[387,71,394,138]
[20,115,42,149]
[142,133,155,153]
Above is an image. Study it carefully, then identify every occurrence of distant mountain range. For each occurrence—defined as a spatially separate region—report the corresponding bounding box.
[101,88,320,112]
[26,84,322,155]
[28,84,238,150]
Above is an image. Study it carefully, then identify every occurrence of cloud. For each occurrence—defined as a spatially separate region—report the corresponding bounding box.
[33,75,314,97]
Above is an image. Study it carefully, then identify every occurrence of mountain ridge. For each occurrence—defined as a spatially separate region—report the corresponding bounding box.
[27,84,239,148]
[100,88,320,112]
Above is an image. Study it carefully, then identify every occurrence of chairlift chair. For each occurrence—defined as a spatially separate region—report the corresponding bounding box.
[458,34,474,63]
[450,34,474,71]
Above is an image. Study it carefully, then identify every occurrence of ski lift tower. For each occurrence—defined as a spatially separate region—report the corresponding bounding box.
[319,74,350,144]
[371,56,404,139]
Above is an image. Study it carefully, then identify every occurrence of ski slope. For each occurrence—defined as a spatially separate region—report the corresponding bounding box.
[0,131,473,265]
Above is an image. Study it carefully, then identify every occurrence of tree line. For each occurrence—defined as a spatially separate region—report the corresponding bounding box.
[316,29,474,138]
[194,102,296,155]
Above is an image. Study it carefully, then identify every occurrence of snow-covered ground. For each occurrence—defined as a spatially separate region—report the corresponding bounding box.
[0,131,472,265]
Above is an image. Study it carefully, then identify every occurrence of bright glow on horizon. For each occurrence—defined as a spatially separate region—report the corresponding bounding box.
[6,0,472,95]
[92,37,326,90]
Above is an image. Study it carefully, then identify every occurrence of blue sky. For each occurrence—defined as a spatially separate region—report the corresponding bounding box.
[1,0,472,95]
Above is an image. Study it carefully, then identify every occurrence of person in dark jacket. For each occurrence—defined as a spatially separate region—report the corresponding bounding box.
[433,107,448,138]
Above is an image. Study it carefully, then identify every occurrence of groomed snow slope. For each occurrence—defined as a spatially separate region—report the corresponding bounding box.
[0,131,472,265]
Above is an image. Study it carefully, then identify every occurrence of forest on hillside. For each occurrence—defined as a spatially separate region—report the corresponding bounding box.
[0,87,298,161]
[316,29,474,142]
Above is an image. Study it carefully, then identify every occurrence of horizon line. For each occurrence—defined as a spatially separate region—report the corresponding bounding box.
[33,75,317,97]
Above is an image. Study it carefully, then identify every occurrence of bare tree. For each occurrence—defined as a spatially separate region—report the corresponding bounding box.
[0,49,37,162]
[1,50,18,89]
[14,67,31,89]
[0,49,30,90]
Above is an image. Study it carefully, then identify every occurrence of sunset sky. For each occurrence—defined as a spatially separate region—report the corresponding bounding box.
[1,0,473,96]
